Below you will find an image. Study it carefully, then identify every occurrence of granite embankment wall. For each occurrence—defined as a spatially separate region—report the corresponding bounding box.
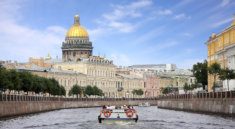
[0,95,158,118]
[157,91,235,116]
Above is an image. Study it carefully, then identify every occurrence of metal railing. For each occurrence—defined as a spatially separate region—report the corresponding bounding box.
[0,94,158,102]
[158,91,235,100]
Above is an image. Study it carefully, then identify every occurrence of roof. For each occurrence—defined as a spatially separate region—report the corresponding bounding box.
[14,63,84,75]
[117,74,143,79]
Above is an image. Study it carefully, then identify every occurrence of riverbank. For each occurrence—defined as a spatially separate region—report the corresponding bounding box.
[157,91,235,117]
[0,95,158,118]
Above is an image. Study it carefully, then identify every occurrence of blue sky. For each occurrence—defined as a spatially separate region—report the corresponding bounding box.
[0,0,234,69]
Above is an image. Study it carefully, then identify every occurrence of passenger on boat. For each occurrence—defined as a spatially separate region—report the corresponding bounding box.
[106,105,111,109]
[131,105,135,109]
[123,105,128,109]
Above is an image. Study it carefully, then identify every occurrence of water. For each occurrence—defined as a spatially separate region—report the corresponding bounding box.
[0,106,235,129]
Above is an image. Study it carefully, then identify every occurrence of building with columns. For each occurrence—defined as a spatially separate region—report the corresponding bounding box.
[2,14,145,98]
[206,14,235,92]
[62,14,93,62]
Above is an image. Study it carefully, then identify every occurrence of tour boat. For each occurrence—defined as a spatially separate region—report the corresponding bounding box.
[98,108,138,123]
[138,102,150,107]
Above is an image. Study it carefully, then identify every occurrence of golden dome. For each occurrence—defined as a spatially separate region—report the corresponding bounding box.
[66,14,89,38]
[45,53,52,60]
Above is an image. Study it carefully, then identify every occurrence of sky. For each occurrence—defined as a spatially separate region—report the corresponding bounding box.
[0,0,234,69]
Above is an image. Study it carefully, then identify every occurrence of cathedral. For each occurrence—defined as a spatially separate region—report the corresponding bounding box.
[62,14,93,62]
[2,14,197,97]
[3,14,144,98]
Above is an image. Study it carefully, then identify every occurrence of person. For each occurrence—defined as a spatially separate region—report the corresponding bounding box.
[127,105,130,109]
[107,105,111,109]
[131,105,135,110]
[123,105,128,109]
[102,105,106,109]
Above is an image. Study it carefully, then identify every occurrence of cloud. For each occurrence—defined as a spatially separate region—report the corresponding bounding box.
[172,0,194,9]
[185,48,195,54]
[0,0,65,62]
[110,53,131,66]
[177,58,204,69]
[131,26,165,45]
[182,32,193,37]
[173,13,191,20]
[211,17,233,28]
[144,41,178,54]
[46,26,67,35]
[156,9,172,15]
[220,0,230,7]
[94,0,153,33]
[87,28,108,41]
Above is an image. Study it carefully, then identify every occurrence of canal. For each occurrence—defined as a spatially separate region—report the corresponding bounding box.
[0,106,235,129]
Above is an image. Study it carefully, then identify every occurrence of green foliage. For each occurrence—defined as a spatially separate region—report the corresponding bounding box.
[69,84,82,98]
[208,62,221,75]
[10,70,21,91]
[183,83,190,91]
[192,60,208,89]
[0,64,65,96]
[84,85,104,96]
[84,85,94,96]
[0,66,10,91]
[160,87,179,94]
[161,87,170,94]
[219,68,235,91]
[93,86,104,96]
[18,71,33,94]
[219,68,235,81]
[183,83,199,91]
[132,89,144,96]
[208,62,221,90]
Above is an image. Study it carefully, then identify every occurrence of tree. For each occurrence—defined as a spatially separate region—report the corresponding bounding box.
[93,86,104,96]
[0,65,10,92]
[132,89,143,96]
[136,89,143,96]
[9,70,21,93]
[219,68,235,91]
[192,60,208,89]
[84,85,94,96]
[60,86,66,96]
[208,62,221,91]
[161,88,170,94]
[32,76,43,94]
[18,71,33,94]
[183,83,190,91]
[69,84,82,98]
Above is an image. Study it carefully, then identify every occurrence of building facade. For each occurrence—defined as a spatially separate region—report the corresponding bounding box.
[2,14,145,98]
[206,14,235,92]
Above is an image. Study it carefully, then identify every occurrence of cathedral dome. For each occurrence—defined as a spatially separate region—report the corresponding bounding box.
[66,14,89,38]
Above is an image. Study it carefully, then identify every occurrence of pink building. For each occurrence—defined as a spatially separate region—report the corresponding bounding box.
[129,71,159,97]
[116,69,159,97]
[143,73,159,97]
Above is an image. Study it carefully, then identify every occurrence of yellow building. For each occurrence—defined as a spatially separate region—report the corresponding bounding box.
[206,14,235,92]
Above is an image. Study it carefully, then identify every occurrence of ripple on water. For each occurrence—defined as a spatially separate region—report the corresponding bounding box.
[0,106,235,129]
